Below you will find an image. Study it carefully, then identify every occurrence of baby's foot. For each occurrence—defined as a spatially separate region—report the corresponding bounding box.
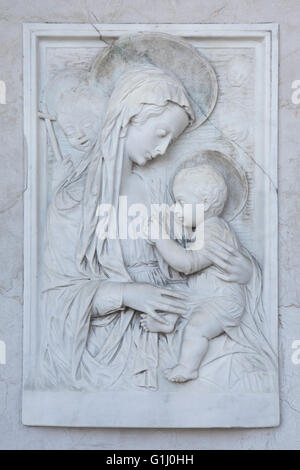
[165,364,198,383]
[140,314,175,334]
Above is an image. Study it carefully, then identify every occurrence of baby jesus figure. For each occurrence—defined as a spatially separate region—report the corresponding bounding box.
[142,164,246,383]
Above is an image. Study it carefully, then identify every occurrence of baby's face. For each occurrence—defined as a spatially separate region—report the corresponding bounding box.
[173,184,204,228]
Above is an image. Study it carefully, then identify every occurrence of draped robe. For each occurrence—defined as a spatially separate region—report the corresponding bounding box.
[40,66,276,392]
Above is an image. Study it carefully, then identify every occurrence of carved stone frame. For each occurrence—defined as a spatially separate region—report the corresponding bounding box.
[23,23,279,428]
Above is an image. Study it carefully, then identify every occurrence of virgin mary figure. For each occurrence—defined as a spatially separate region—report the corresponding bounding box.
[40,64,276,392]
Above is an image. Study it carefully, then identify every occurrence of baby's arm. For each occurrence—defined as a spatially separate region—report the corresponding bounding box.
[155,238,212,276]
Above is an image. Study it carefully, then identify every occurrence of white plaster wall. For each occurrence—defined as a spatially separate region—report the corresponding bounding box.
[0,0,299,450]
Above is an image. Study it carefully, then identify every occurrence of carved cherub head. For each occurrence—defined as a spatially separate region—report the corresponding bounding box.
[55,89,102,153]
[43,71,105,153]
[173,164,228,227]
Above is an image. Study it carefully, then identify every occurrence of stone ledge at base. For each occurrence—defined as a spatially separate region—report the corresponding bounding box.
[22,391,280,428]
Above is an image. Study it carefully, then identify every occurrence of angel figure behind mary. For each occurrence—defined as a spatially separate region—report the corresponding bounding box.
[40,63,276,393]
[40,69,106,192]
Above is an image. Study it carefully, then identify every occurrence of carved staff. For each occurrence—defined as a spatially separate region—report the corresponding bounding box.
[38,103,63,162]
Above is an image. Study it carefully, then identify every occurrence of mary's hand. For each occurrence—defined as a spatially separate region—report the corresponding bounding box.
[204,237,253,284]
[123,282,188,324]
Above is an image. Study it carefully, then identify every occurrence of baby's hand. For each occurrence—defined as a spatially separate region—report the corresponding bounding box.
[147,206,171,243]
[142,208,171,245]
[142,215,159,245]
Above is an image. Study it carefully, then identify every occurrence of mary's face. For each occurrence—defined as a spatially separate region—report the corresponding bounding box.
[125,104,190,166]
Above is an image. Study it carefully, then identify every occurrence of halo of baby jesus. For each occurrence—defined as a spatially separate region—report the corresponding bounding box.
[142,163,246,383]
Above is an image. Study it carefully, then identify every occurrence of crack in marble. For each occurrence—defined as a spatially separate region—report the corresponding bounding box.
[87,9,114,46]
[281,398,300,415]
